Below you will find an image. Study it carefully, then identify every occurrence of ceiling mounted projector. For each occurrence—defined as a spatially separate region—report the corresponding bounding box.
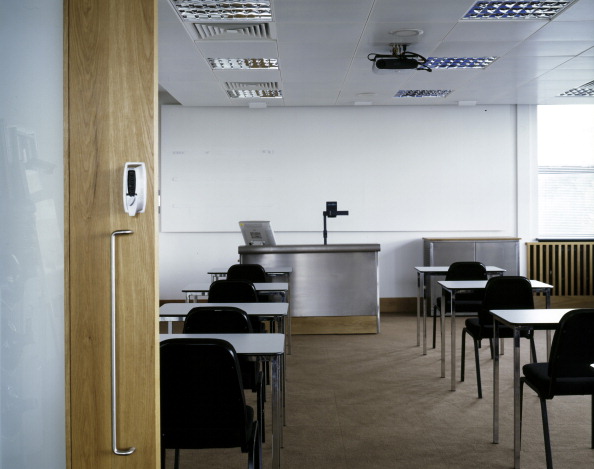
[368,44,431,73]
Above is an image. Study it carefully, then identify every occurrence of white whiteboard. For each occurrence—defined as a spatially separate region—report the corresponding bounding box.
[160,105,516,233]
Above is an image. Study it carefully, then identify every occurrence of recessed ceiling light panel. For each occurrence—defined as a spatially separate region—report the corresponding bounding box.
[559,80,594,97]
[168,0,272,22]
[208,58,278,69]
[394,90,452,98]
[463,1,575,19]
[425,57,497,69]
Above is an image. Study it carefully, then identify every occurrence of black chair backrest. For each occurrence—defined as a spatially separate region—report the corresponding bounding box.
[227,264,267,283]
[208,279,259,303]
[478,276,534,325]
[445,261,488,281]
[548,309,594,386]
[183,306,253,333]
[160,338,249,449]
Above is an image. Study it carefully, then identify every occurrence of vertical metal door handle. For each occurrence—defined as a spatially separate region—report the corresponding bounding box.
[110,230,136,456]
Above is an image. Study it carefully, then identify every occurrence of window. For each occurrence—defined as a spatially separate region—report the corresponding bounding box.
[537,105,594,239]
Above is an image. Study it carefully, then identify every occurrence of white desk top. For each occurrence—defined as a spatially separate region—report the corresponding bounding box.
[415,266,505,273]
[182,282,288,293]
[438,279,553,290]
[160,302,288,317]
[490,308,571,327]
[208,266,293,274]
[160,333,285,356]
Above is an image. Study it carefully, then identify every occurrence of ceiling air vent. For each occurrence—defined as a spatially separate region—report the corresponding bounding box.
[208,58,278,69]
[225,82,279,90]
[193,22,275,40]
[559,80,594,97]
[225,82,282,98]
[168,0,272,22]
[394,90,452,98]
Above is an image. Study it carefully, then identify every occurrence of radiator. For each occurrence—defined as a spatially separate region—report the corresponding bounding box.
[526,242,594,296]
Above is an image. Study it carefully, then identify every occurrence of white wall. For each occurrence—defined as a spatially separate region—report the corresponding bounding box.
[159,104,536,301]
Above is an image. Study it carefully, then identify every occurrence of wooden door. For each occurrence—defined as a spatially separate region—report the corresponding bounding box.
[65,0,159,467]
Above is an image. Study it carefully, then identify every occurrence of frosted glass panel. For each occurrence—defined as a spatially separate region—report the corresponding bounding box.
[0,3,65,468]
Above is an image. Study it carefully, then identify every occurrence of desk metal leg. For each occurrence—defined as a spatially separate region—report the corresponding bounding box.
[513,327,522,469]
[545,289,552,357]
[493,316,500,444]
[271,354,282,469]
[450,292,456,391]
[416,272,421,347]
[441,290,446,378]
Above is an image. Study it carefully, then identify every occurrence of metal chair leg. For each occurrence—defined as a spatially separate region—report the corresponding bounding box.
[461,328,467,382]
[473,338,482,398]
[540,398,553,469]
[432,306,438,349]
[529,332,537,363]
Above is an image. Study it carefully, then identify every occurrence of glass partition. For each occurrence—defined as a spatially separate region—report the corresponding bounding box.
[0,2,65,468]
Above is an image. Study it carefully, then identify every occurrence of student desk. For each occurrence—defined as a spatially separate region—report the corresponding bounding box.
[208,266,293,282]
[159,302,288,336]
[437,279,553,391]
[160,333,286,469]
[414,266,505,354]
[182,282,289,303]
[490,309,570,469]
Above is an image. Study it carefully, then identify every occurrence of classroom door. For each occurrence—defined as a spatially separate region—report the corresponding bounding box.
[65,0,159,467]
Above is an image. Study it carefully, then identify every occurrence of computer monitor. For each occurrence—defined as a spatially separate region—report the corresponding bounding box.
[239,221,277,246]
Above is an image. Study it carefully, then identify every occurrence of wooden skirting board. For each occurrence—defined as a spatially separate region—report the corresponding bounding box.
[291,315,378,335]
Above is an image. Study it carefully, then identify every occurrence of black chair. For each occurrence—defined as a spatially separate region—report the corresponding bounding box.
[226,264,267,283]
[209,279,265,334]
[208,279,259,303]
[183,306,253,334]
[521,309,594,469]
[160,338,262,469]
[461,276,537,398]
[227,264,275,304]
[433,261,488,348]
[183,306,265,440]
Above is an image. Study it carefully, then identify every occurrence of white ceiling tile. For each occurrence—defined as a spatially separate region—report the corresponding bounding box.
[273,0,374,22]
[369,0,474,23]
[276,22,364,45]
[443,20,546,43]
[277,40,357,59]
[526,21,594,41]
[195,41,279,58]
[539,68,594,81]
[555,55,594,69]
[431,41,518,57]
[280,57,352,82]
[556,0,594,21]
[507,40,594,56]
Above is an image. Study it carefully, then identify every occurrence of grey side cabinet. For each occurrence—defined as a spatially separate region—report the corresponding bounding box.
[423,237,520,311]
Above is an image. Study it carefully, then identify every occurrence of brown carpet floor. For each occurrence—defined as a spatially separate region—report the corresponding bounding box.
[164,312,594,469]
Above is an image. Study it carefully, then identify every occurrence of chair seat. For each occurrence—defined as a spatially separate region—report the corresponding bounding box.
[436,296,483,313]
[523,363,594,398]
[464,317,532,339]
[163,406,256,450]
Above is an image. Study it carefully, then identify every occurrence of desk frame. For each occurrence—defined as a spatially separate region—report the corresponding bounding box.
[415,266,505,355]
[159,302,288,337]
[438,279,553,391]
[160,333,285,469]
[491,309,569,469]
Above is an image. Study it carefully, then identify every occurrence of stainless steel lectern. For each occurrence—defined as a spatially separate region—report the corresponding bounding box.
[239,244,380,334]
